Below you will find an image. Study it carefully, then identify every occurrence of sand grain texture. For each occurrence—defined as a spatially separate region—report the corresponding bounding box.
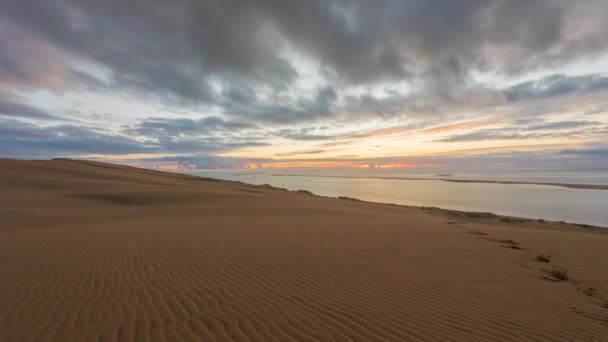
[1,159,607,341]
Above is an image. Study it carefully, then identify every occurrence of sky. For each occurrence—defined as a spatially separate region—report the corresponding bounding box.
[1,0,608,170]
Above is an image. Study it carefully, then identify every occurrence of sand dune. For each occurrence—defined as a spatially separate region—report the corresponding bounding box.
[1,159,607,341]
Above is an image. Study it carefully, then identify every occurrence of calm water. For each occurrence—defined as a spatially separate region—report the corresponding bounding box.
[193,169,608,227]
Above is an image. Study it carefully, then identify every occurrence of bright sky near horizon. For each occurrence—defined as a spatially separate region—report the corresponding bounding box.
[1,1,608,169]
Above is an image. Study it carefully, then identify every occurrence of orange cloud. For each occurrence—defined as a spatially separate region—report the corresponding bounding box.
[416,117,506,135]
[375,162,438,169]
[243,160,441,169]
[349,117,506,141]
[423,142,579,157]
[253,161,370,169]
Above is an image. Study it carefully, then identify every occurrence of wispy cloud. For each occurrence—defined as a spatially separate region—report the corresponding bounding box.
[0,94,63,120]
[439,120,605,142]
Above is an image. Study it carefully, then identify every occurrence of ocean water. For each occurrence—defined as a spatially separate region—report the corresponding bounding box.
[193,169,608,227]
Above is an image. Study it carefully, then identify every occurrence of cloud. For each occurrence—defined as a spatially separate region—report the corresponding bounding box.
[120,116,269,155]
[2,1,608,119]
[275,126,339,141]
[156,138,269,154]
[0,119,152,158]
[0,0,299,103]
[0,117,269,158]
[439,120,605,142]
[526,120,600,131]
[505,73,608,102]
[0,24,71,92]
[262,1,409,84]
[277,132,337,141]
[220,85,339,124]
[0,95,62,120]
[417,118,505,135]
[558,147,608,157]
[125,116,256,138]
[275,149,326,157]
[439,131,527,143]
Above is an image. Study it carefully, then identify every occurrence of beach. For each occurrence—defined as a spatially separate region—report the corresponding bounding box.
[1,158,607,341]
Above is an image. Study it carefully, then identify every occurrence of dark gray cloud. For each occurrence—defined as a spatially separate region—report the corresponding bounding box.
[1,0,287,103]
[124,116,256,138]
[2,0,608,121]
[275,126,339,141]
[0,118,268,158]
[277,133,337,141]
[527,120,599,131]
[440,120,605,142]
[0,23,67,91]
[220,85,339,124]
[0,96,61,120]
[156,138,269,154]
[0,119,152,158]
[439,130,531,143]
[505,74,608,102]
[261,1,408,84]
[120,116,269,155]
[558,147,608,157]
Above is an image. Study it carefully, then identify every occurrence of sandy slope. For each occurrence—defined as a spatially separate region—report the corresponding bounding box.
[1,159,607,341]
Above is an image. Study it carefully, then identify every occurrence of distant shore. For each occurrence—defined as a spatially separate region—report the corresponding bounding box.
[270,173,608,190]
[240,179,607,231]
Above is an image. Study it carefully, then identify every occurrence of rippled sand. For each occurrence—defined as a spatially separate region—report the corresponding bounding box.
[1,159,607,341]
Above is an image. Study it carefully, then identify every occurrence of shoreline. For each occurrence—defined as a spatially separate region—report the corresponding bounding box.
[268,173,608,190]
[203,173,608,229]
[241,180,608,232]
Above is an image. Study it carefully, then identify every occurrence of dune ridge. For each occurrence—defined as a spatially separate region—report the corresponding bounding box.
[1,159,607,341]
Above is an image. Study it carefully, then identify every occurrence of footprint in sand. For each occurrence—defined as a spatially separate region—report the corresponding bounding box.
[535,254,552,263]
[497,239,523,250]
[468,227,608,324]
[482,237,524,250]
